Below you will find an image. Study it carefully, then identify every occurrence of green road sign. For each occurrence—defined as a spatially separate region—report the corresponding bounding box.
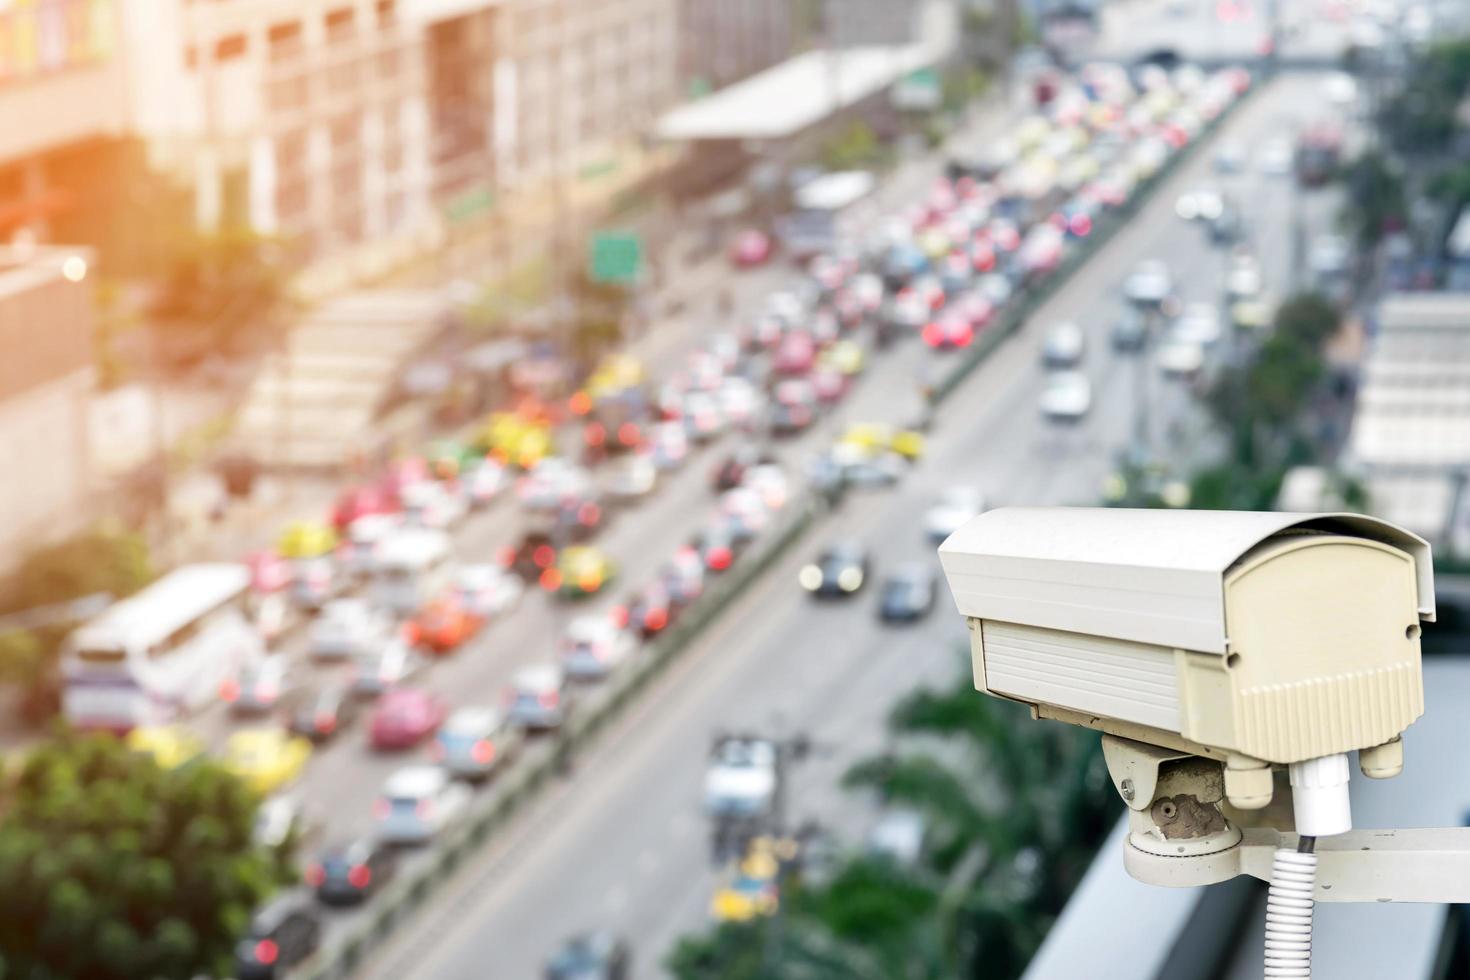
[589,231,643,284]
[446,185,495,225]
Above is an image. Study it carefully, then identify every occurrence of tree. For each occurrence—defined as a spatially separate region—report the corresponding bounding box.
[1338,151,1405,250]
[0,527,155,721]
[0,729,285,979]
[668,660,1119,980]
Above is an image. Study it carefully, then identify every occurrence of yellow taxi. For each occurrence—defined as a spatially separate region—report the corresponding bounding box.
[127,725,205,771]
[819,339,866,377]
[277,521,338,560]
[475,412,554,469]
[710,838,789,922]
[545,546,617,598]
[839,422,925,462]
[222,728,312,796]
[585,354,646,399]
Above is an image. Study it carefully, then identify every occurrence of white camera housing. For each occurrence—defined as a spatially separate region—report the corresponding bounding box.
[938,508,1434,784]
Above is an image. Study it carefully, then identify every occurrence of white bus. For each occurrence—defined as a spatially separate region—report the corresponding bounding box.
[61,563,264,732]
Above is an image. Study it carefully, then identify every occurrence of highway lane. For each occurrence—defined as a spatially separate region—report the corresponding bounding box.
[354,70,1345,980]
[165,88,1034,953]
[1090,0,1358,65]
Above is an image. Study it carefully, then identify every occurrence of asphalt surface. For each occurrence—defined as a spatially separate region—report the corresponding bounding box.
[347,70,1347,980]
[179,89,1027,951]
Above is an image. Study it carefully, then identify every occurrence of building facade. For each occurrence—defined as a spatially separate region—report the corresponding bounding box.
[0,246,96,557]
[678,0,793,97]
[106,0,679,287]
[0,0,130,243]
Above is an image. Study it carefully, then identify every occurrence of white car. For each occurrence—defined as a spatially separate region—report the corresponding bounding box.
[460,458,509,508]
[681,391,728,443]
[1039,371,1093,422]
[742,463,789,512]
[560,617,637,681]
[341,513,403,578]
[401,480,467,530]
[1258,137,1293,176]
[601,454,658,502]
[1124,259,1172,306]
[1157,337,1205,377]
[310,598,393,661]
[505,663,568,729]
[1173,303,1222,347]
[1226,256,1263,299]
[719,487,771,542]
[923,486,986,542]
[349,640,425,699]
[1041,321,1086,369]
[517,459,592,511]
[716,377,764,431]
[648,421,690,471]
[704,736,778,819]
[451,564,524,620]
[374,766,472,844]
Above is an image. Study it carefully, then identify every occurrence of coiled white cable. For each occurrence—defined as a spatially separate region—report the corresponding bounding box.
[1263,843,1317,978]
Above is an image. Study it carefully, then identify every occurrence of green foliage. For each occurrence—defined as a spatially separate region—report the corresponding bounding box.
[0,527,154,713]
[1378,38,1470,154]
[1337,151,1406,250]
[0,730,280,979]
[148,229,288,366]
[822,122,884,172]
[669,664,1118,980]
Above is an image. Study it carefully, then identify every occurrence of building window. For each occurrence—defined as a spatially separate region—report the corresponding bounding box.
[326,7,356,43]
[268,20,303,61]
[215,33,247,62]
[330,114,360,150]
[376,0,397,26]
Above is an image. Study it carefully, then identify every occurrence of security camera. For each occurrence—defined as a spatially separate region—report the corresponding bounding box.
[937,506,1433,817]
[936,507,1470,977]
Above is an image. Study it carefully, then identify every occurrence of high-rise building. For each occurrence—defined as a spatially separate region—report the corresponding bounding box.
[0,245,97,557]
[0,0,130,244]
[677,0,794,97]
[1,1,681,288]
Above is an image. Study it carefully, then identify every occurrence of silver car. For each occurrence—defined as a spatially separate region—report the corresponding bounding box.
[374,766,471,845]
[310,598,392,661]
[432,707,522,781]
[505,663,568,729]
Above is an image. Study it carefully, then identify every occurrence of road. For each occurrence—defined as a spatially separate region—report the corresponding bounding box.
[351,71,1347,980]
[180,86,1029,949]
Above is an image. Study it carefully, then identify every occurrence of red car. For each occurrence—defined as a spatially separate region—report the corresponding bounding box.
[772,332,817,376]
[923,311,975,349]
[369,688,448,750]
[331,486,397,531]
[729,229,773,267]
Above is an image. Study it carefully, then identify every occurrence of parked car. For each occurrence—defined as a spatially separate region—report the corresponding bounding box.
[369,687,449,750]
[374,766,472,844]
[1041,321,1087,368]
[1039,370,1093,422]
[305,839,398,906]
[234,892,322,980]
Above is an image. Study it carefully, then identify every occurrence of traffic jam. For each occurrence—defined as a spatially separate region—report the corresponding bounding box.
[60,59,1252,973]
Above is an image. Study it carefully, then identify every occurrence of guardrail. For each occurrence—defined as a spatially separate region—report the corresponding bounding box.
[297,73,1262,980]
